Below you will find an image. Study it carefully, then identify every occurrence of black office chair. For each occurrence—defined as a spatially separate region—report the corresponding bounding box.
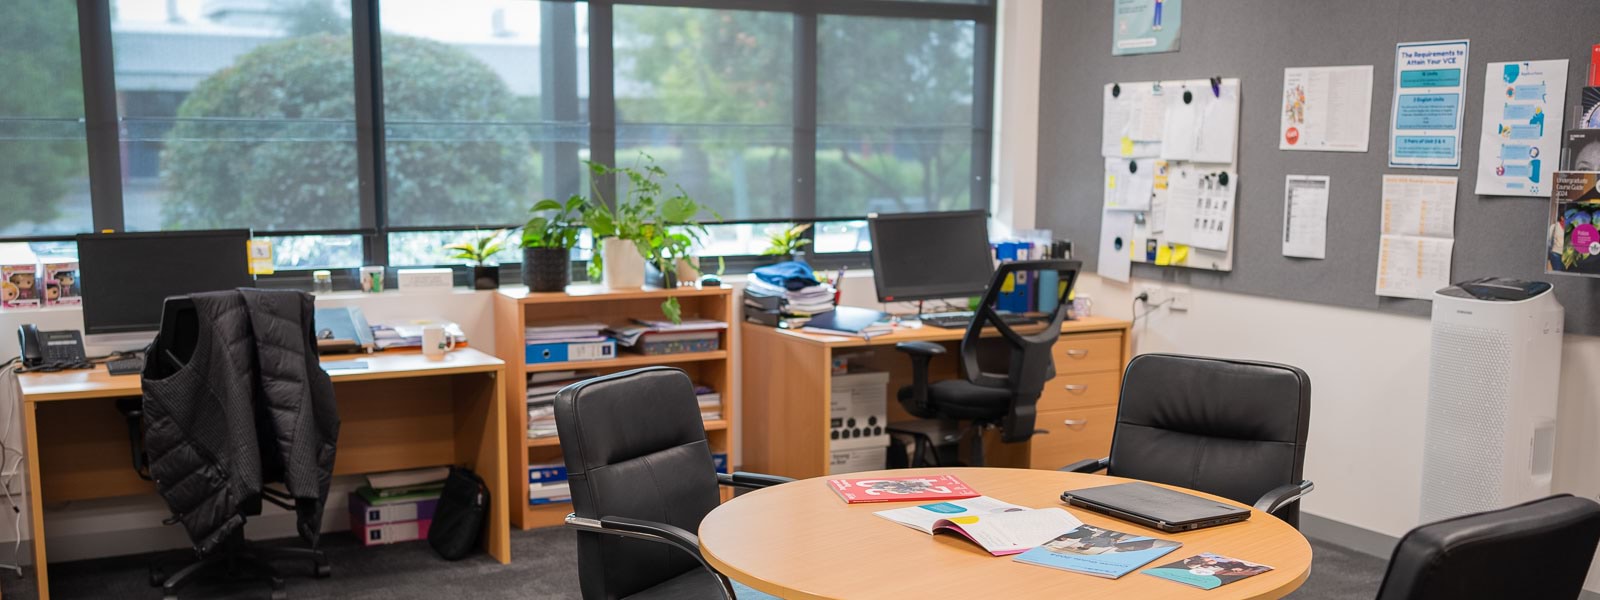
[118,296,329,600]
[554,367,792,600]
[1063,353,1315,527]
[895,259,1080,467]
[1375,494,1600,600]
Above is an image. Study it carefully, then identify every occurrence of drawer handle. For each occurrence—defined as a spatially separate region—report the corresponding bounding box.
[1064,384,1088,394]
[1065,349,1089,358]
[1063,418,1088,430]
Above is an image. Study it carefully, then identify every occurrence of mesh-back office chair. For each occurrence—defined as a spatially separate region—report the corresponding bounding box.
[118,295,329,600]
[554,367,792,599]
[1375,494,1600,600]
[1063,354,1315,527]
[895,259,1080,467]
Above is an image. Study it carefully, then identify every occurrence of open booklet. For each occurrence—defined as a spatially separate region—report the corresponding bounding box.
[874,496,1084,556]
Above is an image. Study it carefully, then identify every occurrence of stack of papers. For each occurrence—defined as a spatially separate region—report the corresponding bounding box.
[370,319,466,350]
[527,371,585,439]
[698,390,721,421]
[607,318,727,347]
[365,466,449,498]
[746,274,835,314]
[525,321,608,344]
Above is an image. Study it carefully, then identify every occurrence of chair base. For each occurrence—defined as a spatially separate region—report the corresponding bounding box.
[149,530,329,600]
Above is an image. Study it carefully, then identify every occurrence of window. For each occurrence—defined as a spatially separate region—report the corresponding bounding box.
[0,0,91,237]
[614,6,793,222]
[112,0,361,232]
[17,0,989,276]
[818,16,976,218]
[380,0,589,228]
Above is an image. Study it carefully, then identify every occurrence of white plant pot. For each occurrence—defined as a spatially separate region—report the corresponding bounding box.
[602,239,646,289]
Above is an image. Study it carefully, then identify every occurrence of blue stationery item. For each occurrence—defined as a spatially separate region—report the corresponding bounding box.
[528,463,567,484]
[1013,524,1182,579]
[993,242,1029,313]
[713,453,729,474]
[1036,269,1060,314]
[526,339,617,363]
[751,260,819,291]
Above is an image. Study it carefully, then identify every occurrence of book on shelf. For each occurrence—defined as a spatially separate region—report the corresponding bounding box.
[355,485,443,507]
[875,497,1084,556]
[802,306,892,338]
[526,339,616,363]
[827,475,979,504]
[528,461,572,505]
[700,411,723,421]
[1143,553,1275,590]
[525,321,608,338]
[366,466,449,491]
[350,489,440,526]
[528,370,581,384]
[1012,524,1183,579]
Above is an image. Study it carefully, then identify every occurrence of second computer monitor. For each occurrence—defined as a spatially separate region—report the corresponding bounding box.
[868,210,994,303]
[76,229,255,335]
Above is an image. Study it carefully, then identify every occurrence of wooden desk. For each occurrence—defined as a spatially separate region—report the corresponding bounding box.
[741,316,1133,479]
[699,468,1312,600]
[14,348,511,600]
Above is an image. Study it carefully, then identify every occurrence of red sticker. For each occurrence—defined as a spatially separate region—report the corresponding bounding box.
[1284,127,1300,145]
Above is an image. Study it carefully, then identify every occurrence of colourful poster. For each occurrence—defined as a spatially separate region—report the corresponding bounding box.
[1474,60,1568,197]
[1547,172,1600,277]
[1112,0,1181,56]
[1390,40,1470,169]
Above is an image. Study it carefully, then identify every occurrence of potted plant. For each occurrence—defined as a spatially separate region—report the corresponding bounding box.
[444,230,508,290]
[761,223,812,262]
[584,156,722,322]
[521,195,588,292]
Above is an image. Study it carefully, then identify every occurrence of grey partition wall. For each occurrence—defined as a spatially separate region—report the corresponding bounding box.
[1038,0,1600,334]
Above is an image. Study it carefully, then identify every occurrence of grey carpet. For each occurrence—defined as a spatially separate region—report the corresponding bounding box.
[0,529,1385,599]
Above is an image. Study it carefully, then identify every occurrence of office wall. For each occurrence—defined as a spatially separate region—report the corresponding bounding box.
[1037,0,1600,333]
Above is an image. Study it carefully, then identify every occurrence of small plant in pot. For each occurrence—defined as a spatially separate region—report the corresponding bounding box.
[444,230,508,290]
[521,195,588,292]
[761,223,812,263]
[584,156,722,323]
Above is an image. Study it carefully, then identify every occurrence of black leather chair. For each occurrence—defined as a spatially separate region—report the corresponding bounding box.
[554,366,792,600]
[1063,353,1314,527]
[1376,494,1600,600]
[895,259,1080,467]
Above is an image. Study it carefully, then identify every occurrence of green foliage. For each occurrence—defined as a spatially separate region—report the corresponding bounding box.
[162,33,529,230]
[0,0,87,227]
[583,155,720,323]
[444,230,508,266]
[761,223,812,256]
[521,195,589,249]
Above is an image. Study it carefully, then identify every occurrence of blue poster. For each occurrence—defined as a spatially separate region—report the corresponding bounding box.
[1389,40,1471,169]
[1113,0,1181,56]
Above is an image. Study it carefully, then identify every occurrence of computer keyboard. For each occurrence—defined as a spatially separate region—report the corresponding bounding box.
[106,355,145,376]
[919,312,1039,329]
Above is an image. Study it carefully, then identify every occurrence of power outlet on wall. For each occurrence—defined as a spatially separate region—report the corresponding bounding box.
[1139,285,1169,306]
[0,470,24,498]
[1170,288,1192,311]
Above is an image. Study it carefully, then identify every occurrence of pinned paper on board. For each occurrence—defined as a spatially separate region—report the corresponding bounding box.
[1282,175,1330,259]
[1280,65,1374,152]
[1375,175,1458,300]
[1105,158,1156,211]
[1098,210,1135,283]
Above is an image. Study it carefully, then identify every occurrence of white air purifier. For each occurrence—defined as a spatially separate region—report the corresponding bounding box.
[1420,277,1563,524]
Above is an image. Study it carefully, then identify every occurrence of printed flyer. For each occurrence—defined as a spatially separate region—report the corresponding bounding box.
[1112,0,1181,56]
[1474,60,1568,197]
[1547,172,1600,277]
[1390,40,1470,169]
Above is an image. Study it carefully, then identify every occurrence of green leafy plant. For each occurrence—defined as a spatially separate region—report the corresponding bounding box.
[444,230,508,267]
[761,223,812,256]
[583,155,723,322]
[521,195,589,249]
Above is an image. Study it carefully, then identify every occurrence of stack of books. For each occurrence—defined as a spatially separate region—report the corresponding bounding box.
[527,371,588,440]
[525,321,616,364]
[528,462,570,506]
[608,318,727,355]
[350,466,449,546]
[696,385,721,421]
[744,273,836,328]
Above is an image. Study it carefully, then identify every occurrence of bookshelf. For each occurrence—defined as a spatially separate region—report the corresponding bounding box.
[494,283,737,529]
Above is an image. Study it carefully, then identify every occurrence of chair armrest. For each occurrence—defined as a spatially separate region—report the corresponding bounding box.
[894,341,947,356]
[718,471,794,490]
[1254,480,1315,515]
[1059,457,1109,474]
[566,514,735,599]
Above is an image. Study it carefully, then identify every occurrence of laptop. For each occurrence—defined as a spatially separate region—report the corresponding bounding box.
[1060,482,1250,533]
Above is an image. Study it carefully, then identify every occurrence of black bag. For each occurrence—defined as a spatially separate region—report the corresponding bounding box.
[428,466,489,560]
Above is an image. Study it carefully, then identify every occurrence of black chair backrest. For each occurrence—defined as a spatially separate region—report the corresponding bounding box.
[960,259,1080,443]
[1107,354,1310,525]
[554,367,722,600]
[1376,494,1600,600]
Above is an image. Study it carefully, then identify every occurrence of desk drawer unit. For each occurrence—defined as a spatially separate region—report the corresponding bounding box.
[1029,404,1118,469]
[1052,332,1124,375]
[1037,369,1121,413]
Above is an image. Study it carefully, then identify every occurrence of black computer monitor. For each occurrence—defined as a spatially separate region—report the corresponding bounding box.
[75,230,255,335]
[868,210,995,303]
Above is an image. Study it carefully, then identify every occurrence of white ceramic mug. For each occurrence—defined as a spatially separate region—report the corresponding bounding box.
[422,324,456,360]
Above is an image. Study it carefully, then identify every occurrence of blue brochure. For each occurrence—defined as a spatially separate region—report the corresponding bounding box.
[1013,524,1181,579]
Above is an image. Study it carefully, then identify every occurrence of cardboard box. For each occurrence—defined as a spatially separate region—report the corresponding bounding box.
[829,372,890,451]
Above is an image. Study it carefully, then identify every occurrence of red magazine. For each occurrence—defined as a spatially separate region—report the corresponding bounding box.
[827,475,979,504]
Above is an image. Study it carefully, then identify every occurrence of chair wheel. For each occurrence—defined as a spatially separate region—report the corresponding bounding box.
[314,563,332,578]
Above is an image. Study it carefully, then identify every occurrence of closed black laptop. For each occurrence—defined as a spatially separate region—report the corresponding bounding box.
[1061,482,1250,533]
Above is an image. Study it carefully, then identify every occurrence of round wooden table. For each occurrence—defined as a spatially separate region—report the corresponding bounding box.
[699,468,1312,599]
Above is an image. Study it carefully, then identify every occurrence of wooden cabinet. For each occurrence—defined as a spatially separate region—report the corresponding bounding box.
[494,285,737,529]
[743,317,1132,479]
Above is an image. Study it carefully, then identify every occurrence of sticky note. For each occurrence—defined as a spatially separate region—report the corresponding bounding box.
[1172,245,1191,265]
[1155,244,1172,266]
[1107,174,1117,189]
[1120,136,1135,157]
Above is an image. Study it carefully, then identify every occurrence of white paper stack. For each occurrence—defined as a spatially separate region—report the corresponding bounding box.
[745,274,835,314]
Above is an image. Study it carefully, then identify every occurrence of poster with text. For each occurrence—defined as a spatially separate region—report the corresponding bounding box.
[1113,0,1181,56]
[1474,59,1568,197]
[1390,40,1470,169]
[1547,172,1600,277]
[1280,66,1373,152]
